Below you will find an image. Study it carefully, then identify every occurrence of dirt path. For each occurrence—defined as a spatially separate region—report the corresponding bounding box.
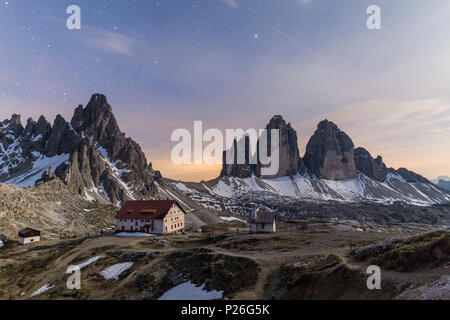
[1,225,447,300]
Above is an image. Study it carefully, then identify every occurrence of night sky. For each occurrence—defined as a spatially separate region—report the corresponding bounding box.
[1,0,449,181]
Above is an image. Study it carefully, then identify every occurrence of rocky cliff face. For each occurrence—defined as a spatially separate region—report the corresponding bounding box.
[354,147,390,182]
[2,102,438,205]
[220,115,306,179]
[0,94,161,204]
[437,180,450,191]
[303,120,357,180]
[354,147,432,184]
[220,137,256,179]
[257,116,306,178]
[219,117,434,185]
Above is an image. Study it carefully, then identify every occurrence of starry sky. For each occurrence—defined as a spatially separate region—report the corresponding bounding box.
[1,0,450,181]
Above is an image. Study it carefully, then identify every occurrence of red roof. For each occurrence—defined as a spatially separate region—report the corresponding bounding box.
[115,200,186,220]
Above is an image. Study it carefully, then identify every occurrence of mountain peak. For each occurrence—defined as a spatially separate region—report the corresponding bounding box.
[220,114,305,179]
[396,168,429,184]
[4,114,25,138]
[304,119,356,180]
[88,93,109,106]
[268,115,285,125]
[10,114,22,125]
[263,114,305,177]
[0,94,161,205]
[317,119,340,132]
[84,93,114,121]
[70,94,121,146]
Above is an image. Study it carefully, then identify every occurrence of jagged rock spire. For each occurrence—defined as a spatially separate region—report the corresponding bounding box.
[0,94,162,204]
[220,137,256,179]
[220,115,306,179]
[354,147,390,182]
[258,115,306,178]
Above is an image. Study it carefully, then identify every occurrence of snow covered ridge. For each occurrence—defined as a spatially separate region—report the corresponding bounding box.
[172,173,450,207]
[72,255,105,270]
[3,154,69,187]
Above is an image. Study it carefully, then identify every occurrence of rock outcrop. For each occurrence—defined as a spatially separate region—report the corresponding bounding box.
[303,120,357,180]
[257,116,306,178]
[220,137,256,179]
[354,147,431,183]
[395,168,430,184]
[220,115,306,179]
[354,147,390,182]
[0,94,161,204]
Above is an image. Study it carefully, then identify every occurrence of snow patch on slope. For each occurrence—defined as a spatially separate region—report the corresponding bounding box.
[4,154,69,187]
[173,182,193,193]
[31,283,54,297]
[172,181,223,211]
[95,144,135,200]
[158,281,223,300]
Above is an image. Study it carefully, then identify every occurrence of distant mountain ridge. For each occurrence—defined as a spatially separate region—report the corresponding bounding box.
[206,115,450,208]
[432,176,450,184]
[1,99,448,208]
[0,94,162,204]
[220,115,433,184]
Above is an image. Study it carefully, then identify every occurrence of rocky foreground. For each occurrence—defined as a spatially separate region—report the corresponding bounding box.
[0,221,448,300]
[0,181,117,240]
